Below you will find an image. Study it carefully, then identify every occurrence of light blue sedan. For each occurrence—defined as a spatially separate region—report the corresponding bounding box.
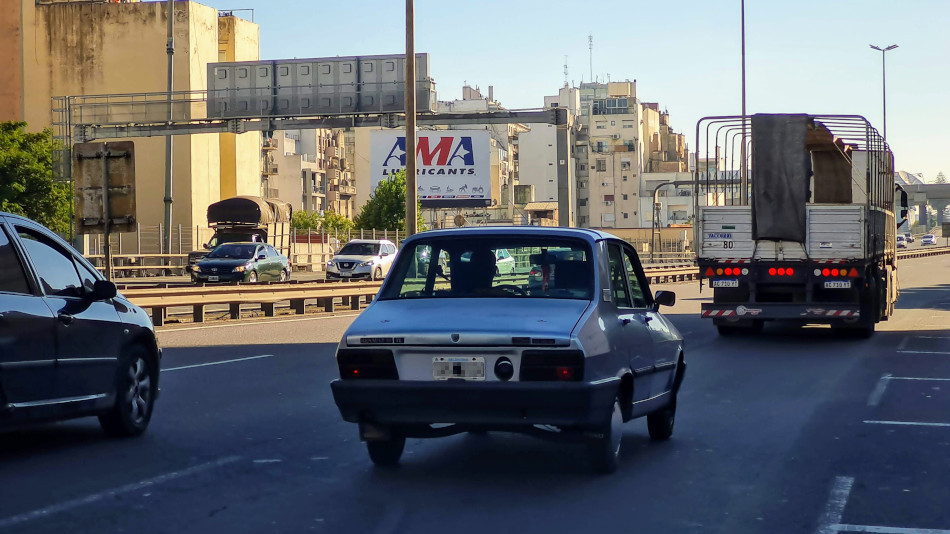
[330,227,685,473]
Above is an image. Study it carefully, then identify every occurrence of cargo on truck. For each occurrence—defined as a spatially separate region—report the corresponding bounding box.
[693,114,908,337]
[186,196,293,280]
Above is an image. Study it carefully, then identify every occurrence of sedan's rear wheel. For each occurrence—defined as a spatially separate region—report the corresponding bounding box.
[587,397,623,474]
[247,271,258,283]
[366,436,406,467]
[647,397,676,441]
[278,269,288,282]
[99,348,155,437]
[373,267,383,281]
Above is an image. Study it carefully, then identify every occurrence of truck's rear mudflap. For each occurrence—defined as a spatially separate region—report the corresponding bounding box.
[701,303,860,322]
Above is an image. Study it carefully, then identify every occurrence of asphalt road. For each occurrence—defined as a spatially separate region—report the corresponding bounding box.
[2,255,949,533]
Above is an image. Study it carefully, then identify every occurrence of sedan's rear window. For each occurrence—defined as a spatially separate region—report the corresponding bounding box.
[380,236,593,300]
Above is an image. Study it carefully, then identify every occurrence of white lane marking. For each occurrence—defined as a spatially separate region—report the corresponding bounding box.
[158,312,361,332]
[898,351,950,355]
[816,476,854,534]
[896,336,910,351]
[0,456,241,528]
[889,377,950,382]
[831,525,950,533]
[163,354,275,372]
[253,459,282,464]
[867,374,892,407]
[864,420,950,428]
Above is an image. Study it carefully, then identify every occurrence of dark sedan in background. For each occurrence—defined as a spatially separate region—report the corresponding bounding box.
[0,212,161,436]
[192,242,290,284]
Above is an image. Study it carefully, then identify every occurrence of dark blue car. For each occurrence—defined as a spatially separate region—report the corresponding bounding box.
[0,212,161,436]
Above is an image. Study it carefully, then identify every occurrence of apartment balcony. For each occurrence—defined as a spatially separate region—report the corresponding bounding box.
[262,163,279,176]
[338,184,357,196]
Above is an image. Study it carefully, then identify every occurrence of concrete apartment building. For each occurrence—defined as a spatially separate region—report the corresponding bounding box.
[0,0,262,251]
[270,129,355,218]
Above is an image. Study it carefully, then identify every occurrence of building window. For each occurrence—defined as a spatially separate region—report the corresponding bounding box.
[623,213,629,219]
[596,159,607,172]
[622,194,628,200]
[580,216,588,225]
[610,121,616,126]
[622,175,628,181]
[579,198,588,207]
[622,120,635,129]
[579,164,586,171]
[595,122,607,130]
[604,194,615,202]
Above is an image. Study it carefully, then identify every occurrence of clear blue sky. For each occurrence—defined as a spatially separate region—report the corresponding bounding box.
[202,0,948,181]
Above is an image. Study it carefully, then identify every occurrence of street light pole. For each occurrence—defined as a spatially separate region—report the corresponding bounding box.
[405,0,418,236]
[869,43,898,141]
[739,0,748,204]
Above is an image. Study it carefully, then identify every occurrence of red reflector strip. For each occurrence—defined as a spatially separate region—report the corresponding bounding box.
[556,367,575,380]
[849,268,859,277]
[705,267,714,276]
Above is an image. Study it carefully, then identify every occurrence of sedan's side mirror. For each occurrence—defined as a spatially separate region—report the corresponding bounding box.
[380,251,390,257]
[654,290,675,309]
[91,280,117,301]
[203,243,211,250]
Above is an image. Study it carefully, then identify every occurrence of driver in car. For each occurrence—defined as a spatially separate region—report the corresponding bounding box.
[452,248,498,296]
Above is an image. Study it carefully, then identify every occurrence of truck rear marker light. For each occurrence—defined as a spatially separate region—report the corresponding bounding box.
[786,268,795,276]
[849,268,859,277]
[822,268,831,276]
[777,267,786,276]
[716,268,724,275]
[724,267,734,276]
[768,267,777,276]
[831,268,840,276]
[741,268,749,275]
[705,267,715,276]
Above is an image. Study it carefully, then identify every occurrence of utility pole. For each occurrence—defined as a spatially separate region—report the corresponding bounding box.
[163,0,175,254]
[405,0,418,236]
[739,0,748,205]
[869,43,898,141]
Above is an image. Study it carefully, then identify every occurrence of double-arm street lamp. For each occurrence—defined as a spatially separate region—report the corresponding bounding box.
[869,43,898,141]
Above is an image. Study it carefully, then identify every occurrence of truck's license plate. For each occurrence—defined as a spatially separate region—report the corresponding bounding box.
[711,279,739,288]
[208,276,219,282]
[824,281,851,289]
[433,356,485,381]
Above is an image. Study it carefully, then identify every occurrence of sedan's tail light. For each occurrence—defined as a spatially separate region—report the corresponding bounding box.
[520,350,584,381]
[337,349,398,379]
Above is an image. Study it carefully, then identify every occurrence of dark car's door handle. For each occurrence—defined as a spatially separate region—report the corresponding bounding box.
[620,317,632,326]
[643,316,653,323]
[58,313,74,325]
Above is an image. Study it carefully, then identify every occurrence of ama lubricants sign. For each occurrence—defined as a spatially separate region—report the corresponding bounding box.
[370,130,491,207]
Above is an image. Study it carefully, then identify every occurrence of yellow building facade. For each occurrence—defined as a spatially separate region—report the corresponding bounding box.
[0,0,261,252]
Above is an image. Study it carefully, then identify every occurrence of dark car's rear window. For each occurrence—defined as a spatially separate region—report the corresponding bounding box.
[380,236,593,300]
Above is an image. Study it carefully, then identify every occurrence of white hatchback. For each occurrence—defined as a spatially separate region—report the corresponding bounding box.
[327,239,397,281]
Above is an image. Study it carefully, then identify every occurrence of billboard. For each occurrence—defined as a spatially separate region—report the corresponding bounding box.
[370,130,492,208]
[207,54,435,119]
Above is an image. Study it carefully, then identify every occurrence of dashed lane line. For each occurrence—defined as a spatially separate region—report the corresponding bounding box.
[816,476,855,534]
[867,374,893,407]
[864,420,950,428]
[830,525,950,533]
[0,456,242,528]
[163,354,275,372]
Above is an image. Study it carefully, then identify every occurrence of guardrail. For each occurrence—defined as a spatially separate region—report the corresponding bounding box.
[123,280,382,326]
[896,246,950,259]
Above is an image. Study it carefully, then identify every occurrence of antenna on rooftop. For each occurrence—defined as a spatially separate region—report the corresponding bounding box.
[588,34,593,83]
[563,55,569,88]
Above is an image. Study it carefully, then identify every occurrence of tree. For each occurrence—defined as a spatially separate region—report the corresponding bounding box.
[291,208,353,233]
[935,171,947,184]
[354,169,424,231]
[0,122,70,235]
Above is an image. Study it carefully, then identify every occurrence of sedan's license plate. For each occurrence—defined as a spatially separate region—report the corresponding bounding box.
[208,276,219,282]
[824,281,851,289]
[433,356,485,381]
[711,279,739,288]
[341,272,351,277]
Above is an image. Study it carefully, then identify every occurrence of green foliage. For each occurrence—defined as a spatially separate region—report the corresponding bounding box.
[0,122,70,235]
[291,208,354,233]
[354,169,425,232]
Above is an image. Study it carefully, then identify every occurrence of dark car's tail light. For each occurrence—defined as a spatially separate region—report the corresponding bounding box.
[520,350,584,381]
[337,349,398,379]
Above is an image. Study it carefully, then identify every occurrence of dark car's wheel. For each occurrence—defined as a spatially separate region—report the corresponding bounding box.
[587,397,623,474]
[279,269,288,282]
[366,435,406,466]
[373,267,383,281]
[647,397,676,441]
[247,271,258,283]
[99,347,156,437]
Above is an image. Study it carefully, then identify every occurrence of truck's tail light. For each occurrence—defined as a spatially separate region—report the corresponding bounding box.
[337,349,398,379]
[520,350,584,382]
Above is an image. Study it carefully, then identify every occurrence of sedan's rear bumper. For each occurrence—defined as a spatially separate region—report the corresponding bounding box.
[330,378,619,428]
